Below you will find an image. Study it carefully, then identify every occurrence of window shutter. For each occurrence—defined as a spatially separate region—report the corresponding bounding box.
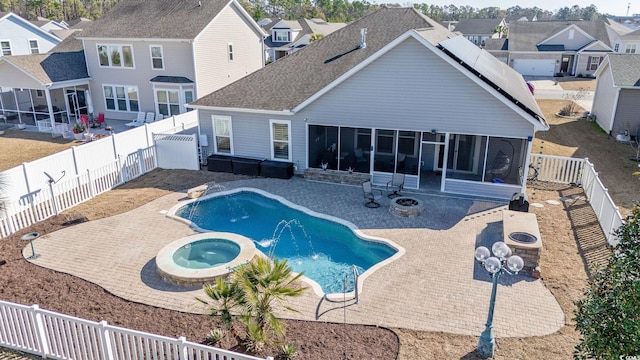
[586,56,592,70]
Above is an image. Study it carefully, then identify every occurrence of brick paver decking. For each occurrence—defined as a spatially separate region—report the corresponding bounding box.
[24,177,565,337]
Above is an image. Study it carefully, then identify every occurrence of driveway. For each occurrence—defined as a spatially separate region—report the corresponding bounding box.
[525,76,594,112]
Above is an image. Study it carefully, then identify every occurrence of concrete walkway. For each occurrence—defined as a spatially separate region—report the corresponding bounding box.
[24,178,564,338]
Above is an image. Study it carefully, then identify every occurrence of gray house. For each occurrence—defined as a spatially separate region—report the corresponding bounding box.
[77,0,266,121]
[488,20,632,77]
[262,18,346,62]
[190,7,548,199]
[592,54,640,136]
[452,18,506,47]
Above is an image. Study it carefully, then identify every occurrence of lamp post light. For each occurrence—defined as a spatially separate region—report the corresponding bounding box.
[474,241,524,358]
[20,232,40,260]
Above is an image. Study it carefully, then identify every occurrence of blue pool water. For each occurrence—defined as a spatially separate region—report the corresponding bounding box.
[175,190,397,293]
[173,239,240,269]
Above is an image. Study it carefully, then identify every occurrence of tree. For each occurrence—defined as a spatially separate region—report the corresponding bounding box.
[574,203,640,358]
[493,24,508,38]
[197,257,307,352]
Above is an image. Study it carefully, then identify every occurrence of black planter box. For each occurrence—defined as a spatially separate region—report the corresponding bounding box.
[232,157,263,176]
[207,154,233,173]
[260,160,294,179]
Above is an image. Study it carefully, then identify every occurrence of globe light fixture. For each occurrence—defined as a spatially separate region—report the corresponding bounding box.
[474,241,523,358]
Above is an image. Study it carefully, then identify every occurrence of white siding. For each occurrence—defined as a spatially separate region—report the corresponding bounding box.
[592,63,617,133]
[0,61,43,88]
[543,27,592,50]
[193,3,264,98]
[0,15,59,55]
[84,39,194,120]
[298,37,536,138]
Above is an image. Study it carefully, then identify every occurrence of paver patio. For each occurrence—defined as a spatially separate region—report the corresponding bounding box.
[23,177,564,337]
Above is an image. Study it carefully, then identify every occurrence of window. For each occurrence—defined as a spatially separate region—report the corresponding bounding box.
[270,120,291,161]
[35,90,44,98]
[29,40,39,54]
[273,31,290,42]
[227,43,233,61]
[376,129,394,154]
[184,90,194,104]
[97,44,134,68]
[587,56,602,71]
[150,45,163,70]
[614,43,620,52]
[212,116,233,154]
[156,89,180,116]
[1,41,11,56]
[625,44,637,54]
[103,85,139,112]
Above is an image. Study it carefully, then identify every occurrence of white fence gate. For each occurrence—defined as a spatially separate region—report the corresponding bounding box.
[0,300,271,360]
[154,134,199,170]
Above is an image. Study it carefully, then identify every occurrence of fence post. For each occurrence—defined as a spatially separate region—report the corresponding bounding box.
[177,336,187,360]
[98,321,114,360]
[87,169,95,198]
[138,149,145,174]
[30,305,50,357]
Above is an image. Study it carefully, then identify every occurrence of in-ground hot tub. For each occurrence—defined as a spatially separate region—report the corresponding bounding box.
[156,232,256,285]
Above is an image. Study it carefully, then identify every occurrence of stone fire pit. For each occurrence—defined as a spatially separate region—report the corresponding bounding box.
[389,196,423,217]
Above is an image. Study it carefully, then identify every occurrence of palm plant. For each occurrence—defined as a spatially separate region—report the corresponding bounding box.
[196,277,245,330]
[234,257,306,339]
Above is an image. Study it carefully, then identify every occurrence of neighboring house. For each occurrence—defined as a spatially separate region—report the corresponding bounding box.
[591,54,640,136]
[0,35,90,130]
[30,16,68,32]
[489,20,633,77]
[452,18,506,46]
[262,18,346,62]
[0,12,61,56]
[76,0,266,121]
[190,7,548,200]
[616,28,640,54]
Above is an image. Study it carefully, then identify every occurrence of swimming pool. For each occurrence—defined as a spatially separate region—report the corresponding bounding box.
[168,188,403,295]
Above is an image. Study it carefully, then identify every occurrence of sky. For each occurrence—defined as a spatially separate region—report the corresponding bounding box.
[406,1,637,17]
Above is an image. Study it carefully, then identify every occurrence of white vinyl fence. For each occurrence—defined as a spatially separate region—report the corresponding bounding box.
[0,300,271,360]
[0,112,200,238]
[529,154,624,245]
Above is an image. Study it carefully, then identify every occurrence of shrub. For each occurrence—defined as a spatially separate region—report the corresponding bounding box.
[279,343,298,359]
[558,104,573,116]
[206,329,225,346]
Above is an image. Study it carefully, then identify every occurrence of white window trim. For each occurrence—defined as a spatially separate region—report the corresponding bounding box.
[614,43,620,52]
[154,88,180,117]
[227,42,234,62]
[96,43,136,69]
[625,44,637,54]
[270,119,292,161]
[212,115,234,155]
[35,89,44,98]
[273,30,290,43]
[0,40,12,56]
[149,45,164,70]
[103,84,139,112]
[28,39,39,54]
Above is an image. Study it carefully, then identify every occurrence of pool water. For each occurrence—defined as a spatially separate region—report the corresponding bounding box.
[173,238,241,269]
[175,190,397,294]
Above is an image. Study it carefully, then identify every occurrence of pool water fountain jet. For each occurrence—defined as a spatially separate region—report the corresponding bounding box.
[186,183,223,222]
[260,219,316,259]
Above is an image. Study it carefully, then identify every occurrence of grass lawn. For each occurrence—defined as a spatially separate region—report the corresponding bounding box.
[554,77,596,91]
[0,129,78,171]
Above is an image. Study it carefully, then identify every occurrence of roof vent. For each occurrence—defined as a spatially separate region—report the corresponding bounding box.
[359,28,367,49]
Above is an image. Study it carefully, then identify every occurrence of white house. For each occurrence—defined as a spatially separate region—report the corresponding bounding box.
[0,12,61,56]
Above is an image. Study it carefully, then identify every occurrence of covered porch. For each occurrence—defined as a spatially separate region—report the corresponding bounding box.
[307,125,531,199]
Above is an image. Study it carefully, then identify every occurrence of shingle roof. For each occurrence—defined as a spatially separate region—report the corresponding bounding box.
[192,7,454,111]
[621,28,640,40]
[263,18,346,48]
[78,0,233,39]
[453,18,503,35]
[607,54,640,86]
[484,38,508,51]
[150,75,194,83]
[507,20,623,51]
[2,35,88,84]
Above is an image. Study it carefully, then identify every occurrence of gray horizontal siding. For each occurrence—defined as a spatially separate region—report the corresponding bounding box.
[298,37,535,138]
[613,88,640,135]
[592,65,616,133]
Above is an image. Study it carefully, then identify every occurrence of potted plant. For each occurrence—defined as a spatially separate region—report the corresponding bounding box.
[72,123,85,140]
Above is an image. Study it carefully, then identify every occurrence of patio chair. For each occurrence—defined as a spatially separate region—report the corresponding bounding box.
[362,180,382,208]
[155,113,164,121]
[125,112,146,127]
[79,114,90,128]
[386,173,405,198]
[95,113,105,128]
[145,112,155,123]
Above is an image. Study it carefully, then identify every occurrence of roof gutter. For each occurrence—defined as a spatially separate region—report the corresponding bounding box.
[437,44,548,130]
[187,104,294,116]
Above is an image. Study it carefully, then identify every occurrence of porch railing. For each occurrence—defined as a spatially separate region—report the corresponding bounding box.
[0,299,272,360]
[529,154,623,245]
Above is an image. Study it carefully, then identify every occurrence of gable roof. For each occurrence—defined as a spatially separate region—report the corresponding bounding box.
[192,7,545,128]
[1,35,88,84]
[0,11,62,44]
[453,18,503,35]
[621,28,640,40]
[604,54,640,86]
[77,0,262,39]
[263,18,346,48]
[507,20,623,51]
[192,7,453,111]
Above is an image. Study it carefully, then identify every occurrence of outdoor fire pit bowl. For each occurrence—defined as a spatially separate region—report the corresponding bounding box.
[390,196,423,217]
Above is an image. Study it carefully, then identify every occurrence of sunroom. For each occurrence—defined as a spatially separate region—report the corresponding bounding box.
[308,124,530,198]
